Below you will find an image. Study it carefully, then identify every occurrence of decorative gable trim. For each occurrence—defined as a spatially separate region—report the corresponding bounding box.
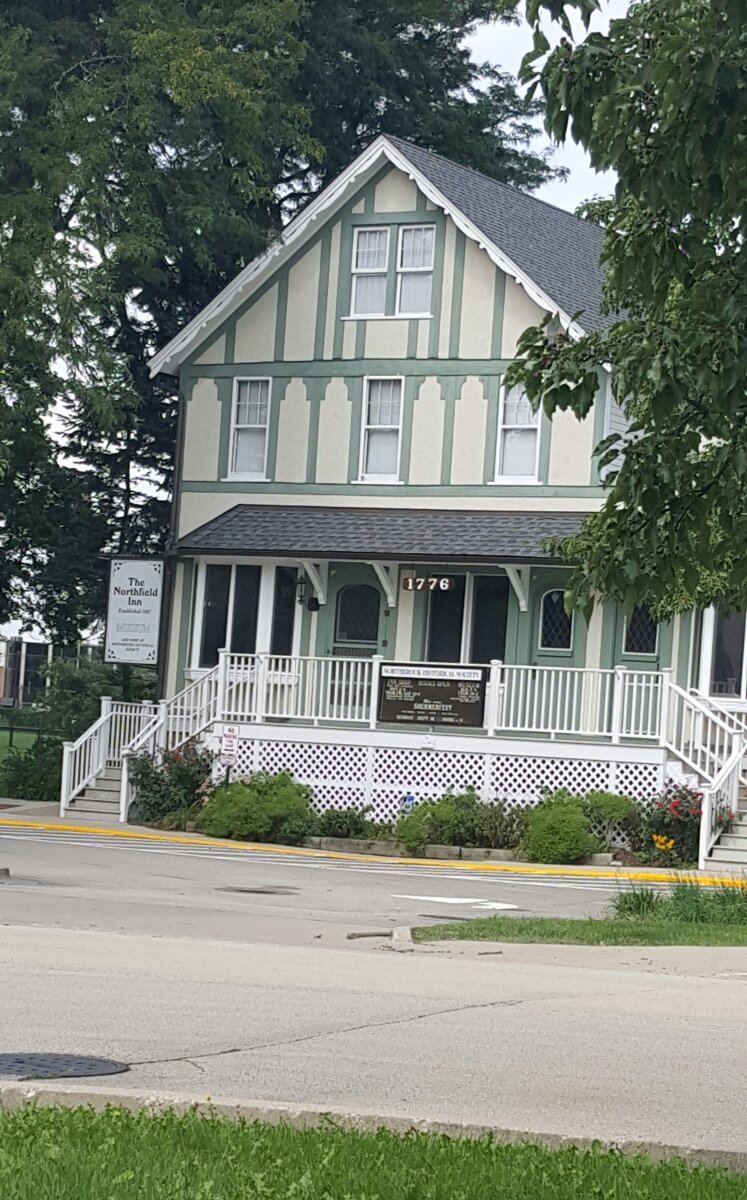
[150,137,587,378]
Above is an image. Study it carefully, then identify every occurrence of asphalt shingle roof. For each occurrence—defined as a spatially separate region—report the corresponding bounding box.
[386,137,610,334]
[178,505,586,563]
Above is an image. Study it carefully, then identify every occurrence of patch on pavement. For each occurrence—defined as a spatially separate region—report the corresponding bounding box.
[0,1053,128,1081]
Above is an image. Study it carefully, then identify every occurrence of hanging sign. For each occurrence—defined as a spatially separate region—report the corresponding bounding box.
[402,576,455,592]
[378,663,487,728]
[220,725,239,766]
[104,559,164,666]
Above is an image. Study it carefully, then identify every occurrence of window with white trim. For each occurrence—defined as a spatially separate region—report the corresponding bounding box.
[231,378,270,477]
[360,378,402,480]
[495,385,540,480]
[396,225,434,315]
[539,590,573,651]
[351,227,389,316]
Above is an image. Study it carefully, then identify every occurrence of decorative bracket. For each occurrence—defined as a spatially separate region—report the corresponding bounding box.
[368,562,397,608]
[300,560,327,606]
[503,565,529,613]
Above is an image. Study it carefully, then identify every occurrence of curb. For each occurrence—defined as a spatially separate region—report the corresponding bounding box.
[0,1081,744,1173]
[0,816,744,888]
[391,926,414,951]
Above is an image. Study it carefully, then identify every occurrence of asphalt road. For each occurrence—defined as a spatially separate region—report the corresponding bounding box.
[0,825,626,946]
[2,826,746,1153]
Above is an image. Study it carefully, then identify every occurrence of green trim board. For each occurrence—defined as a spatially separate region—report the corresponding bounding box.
[183,358,515,379]
[266,376,289,481]
[439,375,466,485]
[181,479,605,498]
[428,211,447,357]
[398,375,423,483]
[313,229,332,359]
[490,270,506,359]
[274,270,289,361]
[304,377,330,482]
[448,230,466,358]
[345,376,365,482]
[480,374,502,483]
[537,408,552,485]
[349,211,438,226]
[175,559,195,682]
[216,377,234,479]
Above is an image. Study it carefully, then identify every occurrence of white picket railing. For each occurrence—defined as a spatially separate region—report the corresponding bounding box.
[497,666,615,739]
[222,653,375,725]
[664,683,737,783]
[692,691,747,786]
[59,698,158,816]
[699,737,742,869]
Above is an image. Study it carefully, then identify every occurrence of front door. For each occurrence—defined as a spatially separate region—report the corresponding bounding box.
[321,565,389,658]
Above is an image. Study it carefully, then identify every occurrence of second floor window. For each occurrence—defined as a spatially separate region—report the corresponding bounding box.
[350,223,435,317]
[496,385,540,481]
[351,228,389,316]
[360,377,402,480]
[231,378,270,477]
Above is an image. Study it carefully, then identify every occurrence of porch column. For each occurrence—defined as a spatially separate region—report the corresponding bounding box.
[255,563,277,653]
[698,606,716,694]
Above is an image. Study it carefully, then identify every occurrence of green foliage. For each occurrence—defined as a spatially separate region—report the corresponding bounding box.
[665,879,747,926]
[584,790,638,846]
[40,659,154,742]
[415,914,747,947]
[522,797,594,864]
[197,772,315,844]
[316,806,373,839]
[635,783,706,866]
[501,0,747,614]
[129,742,213,825]
[0,1106,742,1200]
[395,790,526,855]
[0,1,557,639]
[0,736,62,803]
[611,887,664,921]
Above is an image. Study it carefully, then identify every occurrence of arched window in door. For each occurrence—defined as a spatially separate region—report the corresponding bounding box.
[335,584,380,645]
[539,590,573,651]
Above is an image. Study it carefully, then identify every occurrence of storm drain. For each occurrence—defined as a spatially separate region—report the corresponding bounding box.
[0,1053,128,1081]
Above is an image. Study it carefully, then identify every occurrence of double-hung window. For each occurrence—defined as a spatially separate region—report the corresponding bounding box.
[396,225,434,315]
[351,228,389,316]
[495,384,540,481]
[360,377,402,481]
[231,378,270,478]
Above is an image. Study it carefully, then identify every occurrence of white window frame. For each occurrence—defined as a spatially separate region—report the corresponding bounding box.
[622,606,659,658]
[350,226,389,318]
[191,559,296,670]
[538,589,574,654]
[228,377,271,480]
[494,383,541,484]
[395,224,435,317]
[358,375,404,483]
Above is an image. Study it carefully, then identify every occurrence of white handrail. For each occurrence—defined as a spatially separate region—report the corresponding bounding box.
[699,737,742,869]
[691,691,747,785]
[665,682,737,783]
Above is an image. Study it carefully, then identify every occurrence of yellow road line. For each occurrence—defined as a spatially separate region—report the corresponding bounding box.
[0,816,745,887]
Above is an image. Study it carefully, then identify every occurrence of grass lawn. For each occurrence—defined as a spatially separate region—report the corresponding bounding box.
[0,728,35,765]
[0,1108,745,1199]
[413,916,747,945]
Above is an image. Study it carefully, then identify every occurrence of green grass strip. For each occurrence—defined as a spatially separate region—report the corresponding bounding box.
[0,1107,745,1199]
[413,916,747,945]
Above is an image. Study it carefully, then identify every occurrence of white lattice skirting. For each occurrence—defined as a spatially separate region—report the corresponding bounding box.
[210,723,666,827]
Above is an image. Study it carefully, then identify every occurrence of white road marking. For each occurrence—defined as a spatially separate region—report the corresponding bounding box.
[392,894,518,910]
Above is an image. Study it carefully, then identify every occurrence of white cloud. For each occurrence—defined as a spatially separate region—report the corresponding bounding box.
[468,0,629,211]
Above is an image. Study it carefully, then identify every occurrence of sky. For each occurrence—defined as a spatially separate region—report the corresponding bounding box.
[467,0,630,212]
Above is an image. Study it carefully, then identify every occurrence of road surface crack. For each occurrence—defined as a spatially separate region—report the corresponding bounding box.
[127,995,544,1070]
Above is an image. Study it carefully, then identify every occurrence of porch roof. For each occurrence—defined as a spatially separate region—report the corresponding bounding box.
[177,505,585,563]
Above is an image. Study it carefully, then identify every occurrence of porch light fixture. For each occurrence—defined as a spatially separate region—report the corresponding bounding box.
[295,576,320,612]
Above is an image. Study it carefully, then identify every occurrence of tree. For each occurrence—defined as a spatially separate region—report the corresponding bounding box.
[0,0,560,641]
[503,0,747,616]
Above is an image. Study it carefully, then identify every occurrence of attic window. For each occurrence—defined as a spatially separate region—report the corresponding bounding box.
[396,225,434,314]
[351,228,388,315]
[349,222,435,318]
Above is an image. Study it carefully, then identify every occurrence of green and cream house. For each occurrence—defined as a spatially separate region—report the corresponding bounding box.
[61,137,747,870]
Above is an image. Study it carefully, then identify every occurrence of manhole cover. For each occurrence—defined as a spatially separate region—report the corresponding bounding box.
[0,1054,128,1081]
[218,885,298,895]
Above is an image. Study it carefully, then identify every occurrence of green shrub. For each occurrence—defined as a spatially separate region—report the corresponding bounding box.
[129,741,213,825]
[317,806,373,839]
[474,801,527,850]
[394,789,482,854]
[538,786,585,809]
[197,772,315,844]
[584,790,638,846]
[0,736,62,803]
[611,886,663,920]
[522,799,594,864]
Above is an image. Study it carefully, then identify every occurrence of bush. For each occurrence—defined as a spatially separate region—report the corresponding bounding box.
[197,772,315,844]
[635,783,707,866]
[0,736,63,803]
[522,799,594,864]
[474,801,527,850]
[394,790,529,855]
[584,791,638,846]
[129,741,213,825]
[317,806,373,839]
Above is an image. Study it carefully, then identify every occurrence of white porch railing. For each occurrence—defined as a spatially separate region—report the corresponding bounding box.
[699,738,742,869]
[664,683,737,783]
[691,691,747,787]
[222,653,375,725]
[60,698,158,816]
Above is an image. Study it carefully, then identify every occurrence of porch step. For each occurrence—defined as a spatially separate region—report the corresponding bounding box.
[88,774,121,794]
[706,845,747,867]
[69,764,123,819]
[717,832,747,850]
[69,797,120,817]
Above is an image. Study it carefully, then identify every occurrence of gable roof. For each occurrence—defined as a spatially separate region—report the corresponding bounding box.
[385,138,609,336]
[150,135,608,377]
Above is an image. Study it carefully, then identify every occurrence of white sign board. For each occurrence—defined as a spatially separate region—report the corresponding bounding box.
[104,559,164,666]
[220,725,239,766]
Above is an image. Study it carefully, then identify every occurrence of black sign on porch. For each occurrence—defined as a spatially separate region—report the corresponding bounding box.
[378,664,487,728]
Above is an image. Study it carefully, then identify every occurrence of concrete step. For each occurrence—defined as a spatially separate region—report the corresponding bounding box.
[89,775,121,793]
[70,798,120,816]
[707,845,747,866]
[717,832,747,849]
[80,786,122,804]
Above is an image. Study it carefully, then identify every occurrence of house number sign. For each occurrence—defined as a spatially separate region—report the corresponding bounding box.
[402,576,455,592]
